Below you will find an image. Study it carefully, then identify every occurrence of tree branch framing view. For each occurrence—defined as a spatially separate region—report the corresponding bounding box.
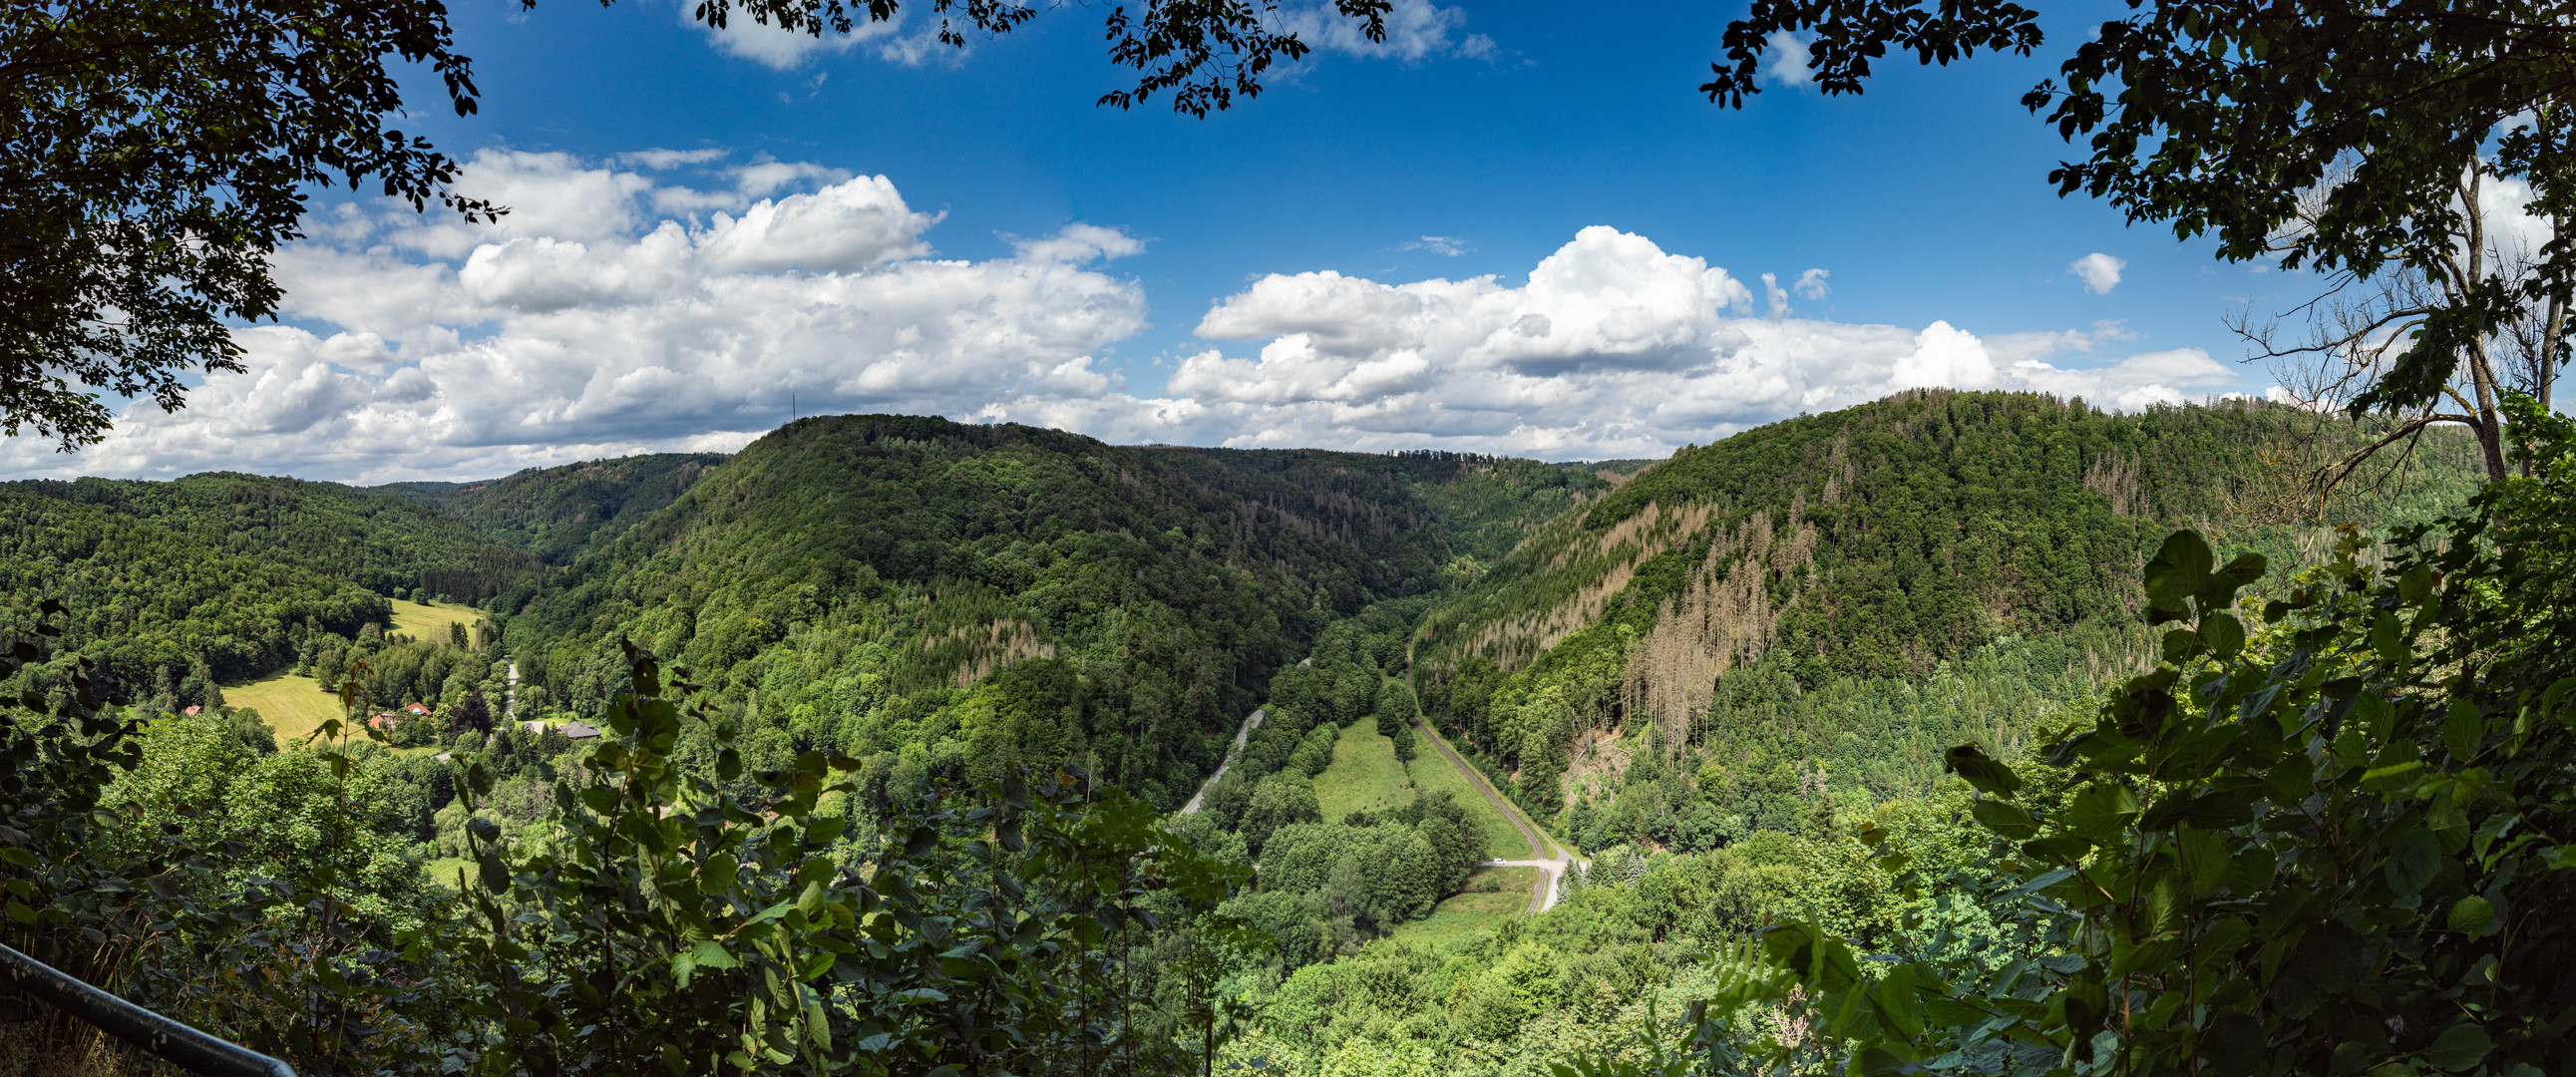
[3,2,2575,1076]
[0,0,1392,450]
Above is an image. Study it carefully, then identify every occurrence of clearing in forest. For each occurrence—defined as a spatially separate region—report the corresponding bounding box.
[1388,865,1545,949]
[222,673,345,747]
[423,858,474,890]
[1313,721,1415,823]
[391,599,481,641]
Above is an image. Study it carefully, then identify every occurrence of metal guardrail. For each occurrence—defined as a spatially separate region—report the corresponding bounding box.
[0,941,296,1077]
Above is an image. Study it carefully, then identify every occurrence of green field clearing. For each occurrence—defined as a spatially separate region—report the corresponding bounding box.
[390,599,481,641]
[1313,721,1415,823]
[423,858,473,890]
[1418,721,1567,860]
[223,673,346,747]
[1405,733,1527,860]
[1387,866,1542,949]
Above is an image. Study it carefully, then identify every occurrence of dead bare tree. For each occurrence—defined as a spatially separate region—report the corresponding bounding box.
[2231,156,2568,506]
[2498,239,2568,420]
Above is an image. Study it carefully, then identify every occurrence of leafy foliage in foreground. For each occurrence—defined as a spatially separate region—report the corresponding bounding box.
[0,0,498,448]
[432,646,1256,1075]
[0,602,460,1071]
[5,629,1266,1074]
[1689,408,2576,1076]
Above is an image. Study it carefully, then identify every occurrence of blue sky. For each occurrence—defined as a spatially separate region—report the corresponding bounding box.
[13,0,2309,482]
[439,0,2256,360]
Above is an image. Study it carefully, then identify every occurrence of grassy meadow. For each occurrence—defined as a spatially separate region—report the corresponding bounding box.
[219,599,483,749]
[1387,865,1543,948]
[1313,721,1415,823]
[423,858,474,891]
[390,598,482,641]
[1405,730,1528,860]
[1416,721,1566,860]
[222,672,344,747]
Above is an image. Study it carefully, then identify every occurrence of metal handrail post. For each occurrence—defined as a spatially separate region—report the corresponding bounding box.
[0,941,297,1077]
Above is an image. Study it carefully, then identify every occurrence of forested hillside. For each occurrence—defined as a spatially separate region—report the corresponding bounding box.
[376,452,726,569]
[5,472,544,604]
[0,492,390,693]
[8,391,2552,1077]
[0,472,545,715]
[489,416,1614,809]
[1415,391,2482,848]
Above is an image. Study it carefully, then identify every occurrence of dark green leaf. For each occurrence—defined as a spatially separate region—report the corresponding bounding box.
[1855,1046,1911,1077]
[2060,784,2141,845]
[2199,1012,2264,1077]
[2176,827,2229,898]
[2371,611,2405,664]
[2201,611,2246,659]
[2060,975,2108,1035]
[1969,799,2038,840]
[2443,701,2482,763]
[2446,896,2494,935]
[2143,531,2215,612]
[1944,745,2022,799]
[2387,829,2441,897]
[2424,1023,2492,1071]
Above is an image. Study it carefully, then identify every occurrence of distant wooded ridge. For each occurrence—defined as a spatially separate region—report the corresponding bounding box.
[0,393,2481,813]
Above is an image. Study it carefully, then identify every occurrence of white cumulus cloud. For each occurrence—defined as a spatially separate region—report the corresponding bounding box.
[1760,31,1815,88]
[691,1,1493,72]
[1068,229,2236,456]
[694,6,903,70]
[2071,252,2127,294]
[5,167,2249,481]
[3,151,1148,481]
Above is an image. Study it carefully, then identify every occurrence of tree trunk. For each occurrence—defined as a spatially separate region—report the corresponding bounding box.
[2460,171,2511,483]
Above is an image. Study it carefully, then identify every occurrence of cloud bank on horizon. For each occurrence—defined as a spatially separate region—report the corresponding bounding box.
[2,150,2245,483]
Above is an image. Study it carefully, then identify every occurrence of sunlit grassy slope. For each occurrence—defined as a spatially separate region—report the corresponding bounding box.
[1310,708,1522,859]
[423,858,473,890]
[223,673,343,747]
[220,601,482,749]
[389,599,480,641]
[1404,733,1522,859]
[1387,866,1542,948]
[1313,722,1414,823]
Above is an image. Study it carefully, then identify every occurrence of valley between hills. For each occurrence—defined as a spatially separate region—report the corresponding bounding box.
[0,390,2511,1075]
